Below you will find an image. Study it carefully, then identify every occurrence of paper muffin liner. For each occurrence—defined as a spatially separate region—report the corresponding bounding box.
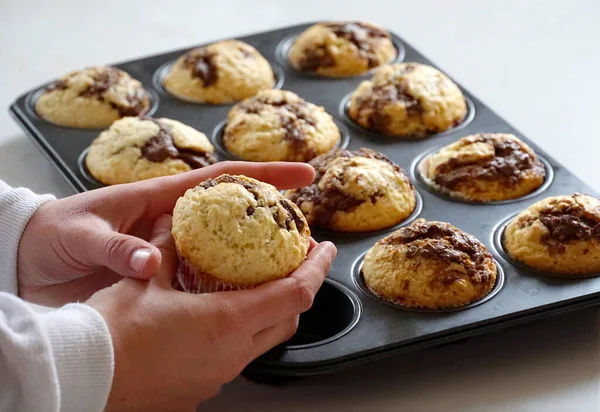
[176,256,249,294]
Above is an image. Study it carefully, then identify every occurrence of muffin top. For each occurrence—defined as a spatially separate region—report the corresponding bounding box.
[509,194,600,253]
[289,21,396,77]
[223,89,340,162]
[285,148,415,232]
[421,133,546,202]
[86,116,215,185]
[503,193,600,276]
[172,174,310,286]
[348,63,467,137]
[35,66,151,128]
[362,218,497,309]
[163,40,275,104]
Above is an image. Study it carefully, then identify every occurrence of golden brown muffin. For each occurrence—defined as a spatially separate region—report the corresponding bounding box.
[35,66,151,128]
[85,116,216,185]
[362,219,497,309]
[348,63,467,137]
[163,40,275,104]
[284,148,416,232]
[223,89,340,162]
[172,174,310,293]
[288,21,396,77]
[420,133,546,202]
[504,193,600,276]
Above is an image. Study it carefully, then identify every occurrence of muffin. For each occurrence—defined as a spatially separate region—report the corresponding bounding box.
[348,63,467,137]
[172,174,311,293]
[285,148,416,232]
[288,21,396,77]
[163,40,275,104]
[223,89,340,162]
[419,133,546,202]
[362,219,497,309]
[35,66,151,128]
[504,193,600,276]
[85,116,216,185]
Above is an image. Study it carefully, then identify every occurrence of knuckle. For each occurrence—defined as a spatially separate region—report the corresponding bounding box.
[102,235,128,260]
[291,277,315,312]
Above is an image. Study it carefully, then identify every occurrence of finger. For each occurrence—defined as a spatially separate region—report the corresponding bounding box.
[309,237,318,251]
[213,241,337,331]
[147,215,179,288]
[77,224,161,280]
[251,316,299,359]
[134,161,316,218]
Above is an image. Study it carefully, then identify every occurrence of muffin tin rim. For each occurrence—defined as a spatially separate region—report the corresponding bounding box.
[24,82,160,131]
[210,116,351,161]
[274,30,406,80]
[338,92,476,141]
[152,59,286,105]
[491,213,600,279]
[283,277,363,351]
[352,252,506,313]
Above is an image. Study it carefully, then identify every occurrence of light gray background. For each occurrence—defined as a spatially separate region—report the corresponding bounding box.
[1,1,599,410]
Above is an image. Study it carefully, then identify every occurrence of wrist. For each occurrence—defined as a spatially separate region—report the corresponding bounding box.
[39,303,114,412]
[0,182,55,295]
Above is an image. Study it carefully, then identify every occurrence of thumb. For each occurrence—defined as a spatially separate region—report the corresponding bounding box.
[148,214,179,288]
[82,226,162,280]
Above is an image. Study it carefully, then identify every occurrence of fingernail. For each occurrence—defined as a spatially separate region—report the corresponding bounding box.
[130,249,152,272]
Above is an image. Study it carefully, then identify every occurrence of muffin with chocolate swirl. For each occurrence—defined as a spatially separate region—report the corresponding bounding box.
[288,21,396,77]
[420,133,546,202]
[172,174,310,293]
[284,148,416,232]
[35,66,151,128]
[348,63,467,137]
[223,89,340,162]
[362,219,497,309]
[85,116,216,185]
[163,40,275,104]
[504,194,600,276]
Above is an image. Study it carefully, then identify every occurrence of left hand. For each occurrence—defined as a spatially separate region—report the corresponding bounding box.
[17,161,315,306]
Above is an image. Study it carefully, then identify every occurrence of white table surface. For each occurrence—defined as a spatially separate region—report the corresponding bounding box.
[2,1,600,410]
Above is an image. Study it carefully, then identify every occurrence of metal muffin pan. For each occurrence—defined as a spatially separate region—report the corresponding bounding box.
[9,22,600,379]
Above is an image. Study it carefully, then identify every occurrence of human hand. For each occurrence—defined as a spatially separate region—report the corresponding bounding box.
[17,161,315,306]
[87,215,337,411]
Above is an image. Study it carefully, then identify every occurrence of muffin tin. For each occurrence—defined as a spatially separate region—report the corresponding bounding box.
[9,22,600,380]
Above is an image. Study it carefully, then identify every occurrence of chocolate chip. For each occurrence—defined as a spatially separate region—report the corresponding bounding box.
[246,206,255,216]
[297,44,336,72]
[78,68,148,117]
[237,97,319,158]
[183,48,218,86]
[140,119,216,169]
[355,83,423,133]
[433,134,545,190]
[280,199,306,232]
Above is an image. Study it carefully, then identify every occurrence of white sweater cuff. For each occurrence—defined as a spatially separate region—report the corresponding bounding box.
[38,303,114,412]
[0,181,55,295]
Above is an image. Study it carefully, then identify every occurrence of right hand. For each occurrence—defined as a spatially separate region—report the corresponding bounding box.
[87,214,337,412]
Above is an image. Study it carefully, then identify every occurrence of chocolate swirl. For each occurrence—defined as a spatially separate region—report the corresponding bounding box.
[383,219,494,283]
[141,118,216,169]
